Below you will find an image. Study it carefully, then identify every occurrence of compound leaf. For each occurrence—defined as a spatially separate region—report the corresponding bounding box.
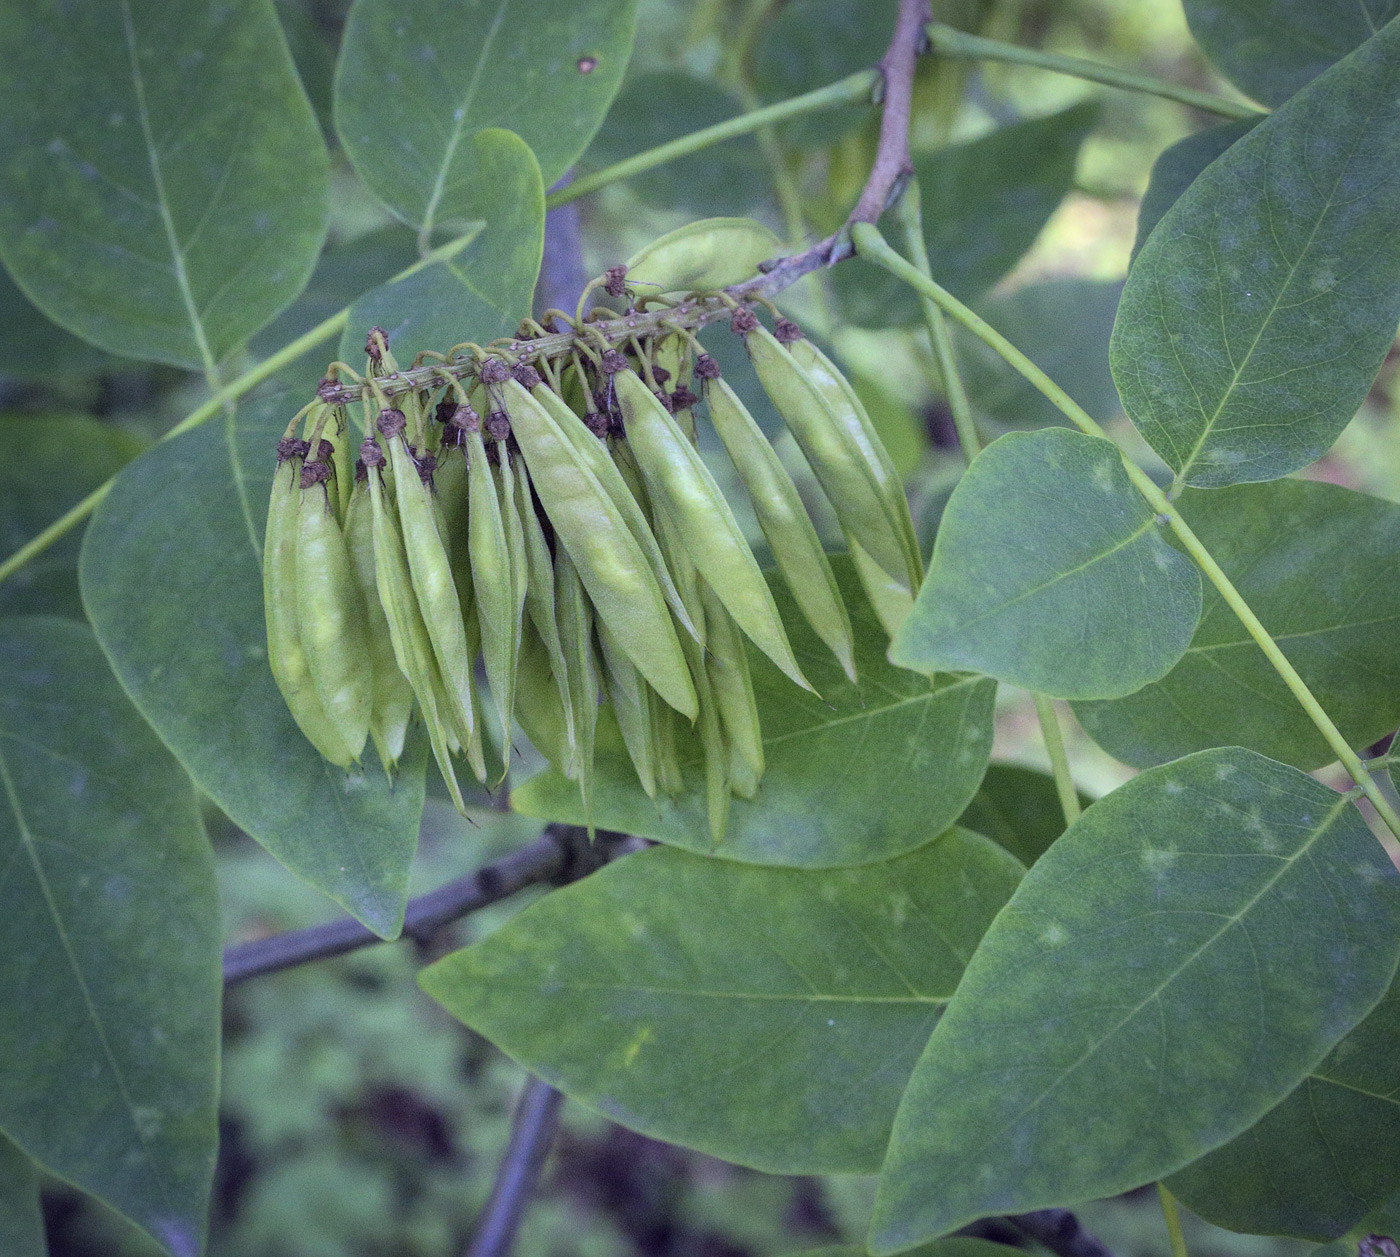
[890,428,1201,699]
[80,395,427,938]
[870,747,1400,1251]
[0,0,328,369]
[1075,480,1400,771]
[1112,20,1400,487]
[0,618,218,1257]
[513,557,997,868]
[423,829,1024,1174]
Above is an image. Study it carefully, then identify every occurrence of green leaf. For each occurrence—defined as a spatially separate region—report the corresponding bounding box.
[1132,120,1258,263]
[0,617,219,1257]
[583,71,768,217]
[0,414,144,620]
[422,829,1024,1174]
[869,747,1400,1252]
[513,556,997,868]
[890,428,1202,699]
[1183,0,1400,106]
[334,0,636,235]
[337,129,544,366]
[957,280,1124,433]
[752,0,891,145]
[80,395,427,938]
[0,0,328,370]
[1166,974,1400,1240]
[957,764,1089,866]
[1074,480,1400,771]
[833,105,1099,329]
[787,1243,1023,1257]
[0,263,122,378]
[0,1133,43,1257]
[1112,21,1400,488]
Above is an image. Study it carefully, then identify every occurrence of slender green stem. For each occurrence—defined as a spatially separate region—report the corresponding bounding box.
[892,181,980,462]
[1033,693,1082,828]
[1157,1184,1190,1257]
[924,23,1264,121]
[852,221,1400,844]
[546,70,877,209]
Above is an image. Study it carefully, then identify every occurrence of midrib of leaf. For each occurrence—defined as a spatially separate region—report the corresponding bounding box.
[417,0,510,247]
[0,739,176,1219]
[932,789,1355,1169]
[1173,98,1379,483]
[120,0,220,387]
[466,979,946,1004]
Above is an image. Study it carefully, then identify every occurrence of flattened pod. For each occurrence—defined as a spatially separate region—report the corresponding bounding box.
[465,427,517,780]
[650,691,685,797]
[704,374,856,682]
[368,461,468,812]
[528,380,700,645]
[746,326,912,594]
[295,475,372,762]
[596,619,658,801]
[699,577,764,799]
[612,368,812,694]
[264,455,357,767]
[343,485,414,774]
[515,464,576,760]
[785,333,923,586]
[849,535,915,639]
[554,546,599,812]
[503,379,697,721]
[515,617,572,770]
[387,432,478,753]
[624,217,782,293]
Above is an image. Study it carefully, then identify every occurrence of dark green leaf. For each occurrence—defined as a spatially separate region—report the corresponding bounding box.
[337,130,544,366]
[80,395,427,938]
[513,556,997,868]
[788,1243,1023,1257]
[833,105,1099,329]
[957,764,1089,866]
[1112,22,1400,487]
[870,747,1400,1252]
[0,1133,43,1257]
[1132,120,1259,263]
[0,263,122,378]
[890,428,1202,699]
[752,0,891,145]
[583,71,767,216]
[1074,480,1400,771]
[1314,1193,1400,1257]
[0,618,218,1257]
[422,829,1024,1174]
[1167,975,1400,1240]
[1184,0,1400,106]
[956,280,1123,432]
[334,0,636,235]
[0,0,328,369]
[0,414,144,620]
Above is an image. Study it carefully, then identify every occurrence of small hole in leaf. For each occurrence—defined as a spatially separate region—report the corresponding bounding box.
[577,55,598,73]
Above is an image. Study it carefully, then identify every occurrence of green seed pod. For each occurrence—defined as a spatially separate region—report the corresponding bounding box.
[385,421,479,757]
[502,379,697,721]
[527,378,700,645]
[264,447,358,768]
[294,468,372,763]
[746,326,914,598]
[784,332,923,587]
[703,371,856,682]
[613,368,812,694]
[464,425,517,783]
[343,482,414,775]
[514,616,572,771]
[596,618,658,801]
[649,690,685,798]
[366,455,468,812]
[699,577,764,799]
[515,462,577,763]
[849,535,916,639]
[624,217,782,294]
[554,545,599,819]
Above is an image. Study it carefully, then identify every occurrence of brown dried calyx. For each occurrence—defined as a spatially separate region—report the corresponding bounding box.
[486,410,512,441]
[729,308,759,335]
[478,357,510,385]
[365,326,390,362]
[299,460,331,490]
[774,317,804,344]
[512,363,542,389]
[693,354,721,380]
[277,437,311,463]
[375,408,407,439]
[359,437,386,469]
[603,264,628,298]
[599,349,629,375]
